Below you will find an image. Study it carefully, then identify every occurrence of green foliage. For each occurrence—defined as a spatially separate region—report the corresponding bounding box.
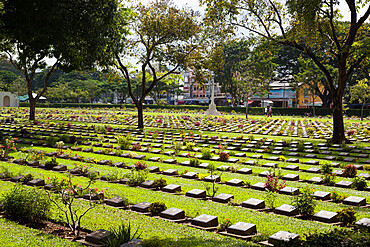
[227,199,242,207]
[185,142,196,151]
[320,162,333,174]
[301,228,370,247]
[351,177,367,191]
[152,178,167,190]
[47,174,101,236]
[148,202,167,216]
[0,0,127,120]
[322,174,336,186]
[172,142,182,156]
[101,221,141,247]
[189,158,200,167]
[217,218,233,232]
[117,134,133,150]
[265,191,278,209]
[2,185,50,224]
[337,208,356,226]
[45,136,58,146]
[292,187,316,218]
[201,148,213,159]
[330,191,345,202]
[349,79,370,120]
[44,157,58,170]
[19,173,34,183]
[127,170,148,187]
[0,165,13,179]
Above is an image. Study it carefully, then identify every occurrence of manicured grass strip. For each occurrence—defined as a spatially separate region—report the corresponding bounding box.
[0,217,81,247]
[0,163,343,238]
[0,181,257,247]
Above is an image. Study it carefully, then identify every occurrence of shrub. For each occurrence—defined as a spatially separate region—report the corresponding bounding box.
[87,171,100,180]
[342,164,357,178]
[364,165,370,171]
[320,162,333,174]
[292,187,316,218]
[45,136,58,146]
[322,174,336,186]
[0,165,13,179]
[101,221,141,247]
[352,176,367,190]
[189,158,200,167]
[230,164,239,173]
[337,207,356,226]
[127,170,148,186]
[19,173,34,183]
[217,218,232,231]
[44,157,58,169]
[47,174,101,236]
[2,185,50,224]
[148,202,167,216]
[201,148,213,159]
[330,191,345,202]
[135,161,147,171]
[185,142,196,151]
[265,174,286,192]
[297,142,305,152]
[172,142,182,155]
[152,178,167,190]
[302,228,370,247]
[106,171,121,182]
[219,151,229,161]
[131,143,141,151]
[116,134,133,150]
[265,191,278,209]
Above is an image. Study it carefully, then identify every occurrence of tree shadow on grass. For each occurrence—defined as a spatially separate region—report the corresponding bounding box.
[141,235,263,247]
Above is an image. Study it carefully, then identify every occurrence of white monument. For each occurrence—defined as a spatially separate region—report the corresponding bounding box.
[205,75,220,115]
[0,92,19,107]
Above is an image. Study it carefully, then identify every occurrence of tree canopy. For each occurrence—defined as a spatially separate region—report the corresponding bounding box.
[0,0,127,119]
[201,0,370,143]
[115,0,204,129]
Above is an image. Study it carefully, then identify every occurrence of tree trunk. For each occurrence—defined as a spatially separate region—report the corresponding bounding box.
[361,103,365,121]
[332,94,346,144]
[312,94,315,117]
[137,102,144,129]
[29,98,37,120]
[245,95,248,119]
[317,87,332,108]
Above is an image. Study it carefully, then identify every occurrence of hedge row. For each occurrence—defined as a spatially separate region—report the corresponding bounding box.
[19,102,370,117]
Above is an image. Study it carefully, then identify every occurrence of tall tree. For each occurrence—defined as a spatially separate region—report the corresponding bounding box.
[349,78,370,120]
[214,40,250,104]
[0,0,126,119]
[236,41,276,117]
[294,58,335,108]
[202,0,370,143]
[114,0,202,129]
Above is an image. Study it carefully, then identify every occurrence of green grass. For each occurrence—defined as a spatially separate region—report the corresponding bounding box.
[0,217,81,247]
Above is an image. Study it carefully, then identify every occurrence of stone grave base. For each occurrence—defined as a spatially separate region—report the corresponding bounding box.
[219,232,259,240]
[154,216,188,223]
[186,223,218,232]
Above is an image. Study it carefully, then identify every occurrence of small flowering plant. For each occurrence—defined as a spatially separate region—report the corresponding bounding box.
[0,137,18,158]
[135,161,148,170]
[265,173,286,192]
[219,151,229,161]
[46,173,102,236]
[217,218,233,231]
[131,143,142,151]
